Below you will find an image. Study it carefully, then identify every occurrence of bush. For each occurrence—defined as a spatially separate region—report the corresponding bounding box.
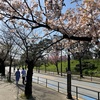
[75,61,97,72]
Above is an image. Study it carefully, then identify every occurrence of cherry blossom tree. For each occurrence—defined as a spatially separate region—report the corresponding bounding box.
[49,48,60,74]
[3,21,61,98]
[0,27,18,78]
[0,0,100,99]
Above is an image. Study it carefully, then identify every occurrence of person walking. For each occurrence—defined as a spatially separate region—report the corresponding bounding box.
[15,68,20,85]
[21,68,26,85]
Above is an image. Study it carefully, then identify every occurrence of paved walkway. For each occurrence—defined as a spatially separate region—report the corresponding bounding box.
[0,77,75,100]
[0,79,18,100]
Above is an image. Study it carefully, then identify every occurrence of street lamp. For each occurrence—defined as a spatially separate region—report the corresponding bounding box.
[61,43,63,76]
[53,36,73,98]
[56,42,63,76]
[67,49,72,99]
[78,52,83,78]
[60,42,65,76]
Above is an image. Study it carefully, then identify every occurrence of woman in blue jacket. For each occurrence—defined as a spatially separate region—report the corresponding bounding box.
[15,68,20,85]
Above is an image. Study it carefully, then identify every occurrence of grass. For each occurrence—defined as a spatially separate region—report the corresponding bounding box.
[37,59,100,77]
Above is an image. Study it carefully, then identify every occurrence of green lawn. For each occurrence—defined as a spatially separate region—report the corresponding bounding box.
[37,59,100,77]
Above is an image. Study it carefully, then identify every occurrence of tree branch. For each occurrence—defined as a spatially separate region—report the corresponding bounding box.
[63,34,92,41]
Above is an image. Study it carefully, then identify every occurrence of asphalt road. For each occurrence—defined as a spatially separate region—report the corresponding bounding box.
[33,73,100,100]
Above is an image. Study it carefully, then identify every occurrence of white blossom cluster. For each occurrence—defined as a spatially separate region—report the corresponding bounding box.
[0,0,100,42]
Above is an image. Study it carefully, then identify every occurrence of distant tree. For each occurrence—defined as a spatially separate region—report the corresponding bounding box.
[0,31,12,76]
[0,26,19,81]
[94,48,100,59]
[75,61,97,73]
[49,49,60,74]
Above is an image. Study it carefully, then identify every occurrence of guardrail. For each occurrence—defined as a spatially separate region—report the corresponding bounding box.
[33,76,100,100]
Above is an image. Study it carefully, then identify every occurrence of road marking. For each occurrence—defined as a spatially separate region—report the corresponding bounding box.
[82,96,96,100]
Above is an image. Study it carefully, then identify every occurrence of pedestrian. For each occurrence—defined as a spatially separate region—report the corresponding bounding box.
[21,68,26,85]
[15,68,20,85]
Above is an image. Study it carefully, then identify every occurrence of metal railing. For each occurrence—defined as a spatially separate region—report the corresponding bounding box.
[33,76,100,100]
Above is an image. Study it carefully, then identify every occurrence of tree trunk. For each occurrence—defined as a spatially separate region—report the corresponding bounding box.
[25,60,34,98]
[2,62,5,76]
[45,63,47,73]
[79,57,83,78]
[56,61,59,75]
[8,58,13,81]
[0,59,5,76]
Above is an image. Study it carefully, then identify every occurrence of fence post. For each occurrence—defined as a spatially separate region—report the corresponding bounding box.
[98,92,100,100]
[46,79,47,87]
[37,77,39,84]
[76,86,78,100]
[58,82,59,92]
